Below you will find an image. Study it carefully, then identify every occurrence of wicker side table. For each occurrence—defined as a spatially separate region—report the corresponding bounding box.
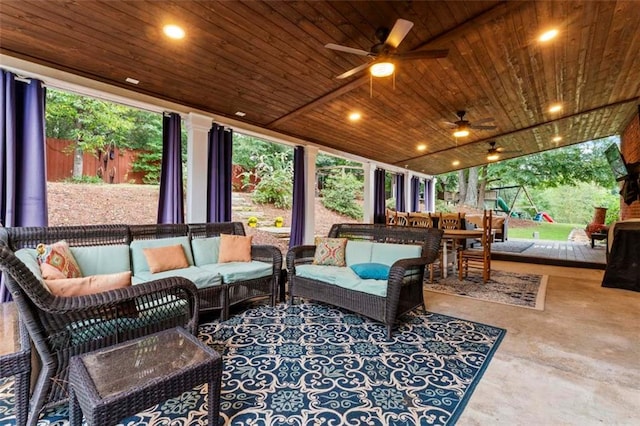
[0,302,30,426]
[68,327,222,426]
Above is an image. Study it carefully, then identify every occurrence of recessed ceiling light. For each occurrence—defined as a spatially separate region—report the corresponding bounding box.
[348,112,362,121]
[452,160,460,166]
[552,136,562,142]
[548,104,562,113]
[125,77,139,85]
[163,24,185,39]
[234,111,246,117]
[416,144,427,151]
[539,29,559,42]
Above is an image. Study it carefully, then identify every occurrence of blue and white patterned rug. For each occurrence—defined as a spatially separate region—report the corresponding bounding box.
[0,303,505,425]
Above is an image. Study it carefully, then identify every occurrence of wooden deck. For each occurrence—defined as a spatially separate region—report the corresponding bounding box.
[491,239,606,269]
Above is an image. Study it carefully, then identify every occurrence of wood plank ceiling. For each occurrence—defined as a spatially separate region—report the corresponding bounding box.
[1,1,639,175]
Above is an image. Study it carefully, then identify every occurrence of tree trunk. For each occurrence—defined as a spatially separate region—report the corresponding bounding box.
[464,167,479,207]
[477,165,488,209]
[73,143,83,178]
[457,170,467,206]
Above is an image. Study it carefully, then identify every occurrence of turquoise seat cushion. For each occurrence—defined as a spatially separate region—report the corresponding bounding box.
[370,242,422,266]
[130,237,194,274]
[70,245,130,276]
[345,241,373,266]
[132,266,221,289]
[295,264,387,297]
[350,262,390,280]
[198,261,272,283]
[191,237,221,266]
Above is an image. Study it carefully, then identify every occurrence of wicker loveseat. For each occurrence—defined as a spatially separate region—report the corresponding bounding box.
[0,222,281,420]
[286,224,443,338]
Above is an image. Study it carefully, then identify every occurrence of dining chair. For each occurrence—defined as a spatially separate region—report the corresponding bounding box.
[395,211,409,226]
[407,213,433,228]
[385,209,397,225]
[458,209,492,283]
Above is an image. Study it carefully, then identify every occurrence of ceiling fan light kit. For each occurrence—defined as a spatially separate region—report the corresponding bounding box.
[370,62,395,77]
[453,127,470,138]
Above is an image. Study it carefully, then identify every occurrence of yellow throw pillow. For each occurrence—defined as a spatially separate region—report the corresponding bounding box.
[313,237,347,266]
[36,240,83,278]
[218,234,253,263]
[44,271,132,297]
[143,244,189,273]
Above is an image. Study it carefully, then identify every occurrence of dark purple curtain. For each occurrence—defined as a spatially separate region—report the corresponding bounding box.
[1,70,48,301]
[207,123,233,222]
[373,168,386,224]
[157,112,184,224]
[410,176,420,212]
[395,173,406,212]
[289,146,305,248]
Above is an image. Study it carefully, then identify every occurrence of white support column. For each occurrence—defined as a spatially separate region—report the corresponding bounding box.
[429,178,437,212]
[303,146,318,245]
[362,162,375,223]
[185,113,211,223]
[403,170,411,212]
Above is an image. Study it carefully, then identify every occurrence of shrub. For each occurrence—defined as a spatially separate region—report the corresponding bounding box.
[244,152,293,209]
[63,175,104,184]
[320,171,363,219]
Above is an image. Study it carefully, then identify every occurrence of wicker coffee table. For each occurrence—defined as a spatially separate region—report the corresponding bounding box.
[68,327,222,426]
[0,302,30,426]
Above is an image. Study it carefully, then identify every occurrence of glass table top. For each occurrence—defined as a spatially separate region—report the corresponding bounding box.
[81,328,211,398]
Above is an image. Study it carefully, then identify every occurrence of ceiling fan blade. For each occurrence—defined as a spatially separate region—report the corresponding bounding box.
[385,19,414,48]
[470,125,497,130]
[441,121,458,127]
[325,43,371,56]
[394,49,449,60]
[336,62,372,79]
[471,117,495,125]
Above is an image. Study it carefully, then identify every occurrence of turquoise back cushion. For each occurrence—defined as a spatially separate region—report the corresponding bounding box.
[345,241,373,266]
[70,245,131,276]
[130,236,194,274]
[191,237,221,266]
[370,242,422,266]
[15,248,46,285]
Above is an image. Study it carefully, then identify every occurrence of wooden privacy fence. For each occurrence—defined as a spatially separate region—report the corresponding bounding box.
[46,138,148,184]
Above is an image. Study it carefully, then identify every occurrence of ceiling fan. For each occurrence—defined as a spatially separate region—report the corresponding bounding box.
[486,141,521,161]
[443,110,497,138]
[325,19,449,80]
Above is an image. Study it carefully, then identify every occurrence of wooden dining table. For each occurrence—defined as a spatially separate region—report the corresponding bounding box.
[441,229,485,278]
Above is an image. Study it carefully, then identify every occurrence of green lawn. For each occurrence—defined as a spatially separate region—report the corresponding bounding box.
[507,222,582,241]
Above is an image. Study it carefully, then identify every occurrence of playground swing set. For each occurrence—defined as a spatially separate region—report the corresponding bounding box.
[485,185,555,223]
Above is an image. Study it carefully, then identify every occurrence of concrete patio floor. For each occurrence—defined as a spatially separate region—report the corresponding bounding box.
[425,260,639,425]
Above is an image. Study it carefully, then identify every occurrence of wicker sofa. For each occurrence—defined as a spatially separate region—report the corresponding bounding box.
[286,223,443,338]
[0,222,281,420]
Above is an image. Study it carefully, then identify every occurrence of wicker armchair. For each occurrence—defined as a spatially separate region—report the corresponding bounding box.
[0,244,199,423]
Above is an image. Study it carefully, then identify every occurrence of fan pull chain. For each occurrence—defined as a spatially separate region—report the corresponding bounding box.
[370,74,373,98]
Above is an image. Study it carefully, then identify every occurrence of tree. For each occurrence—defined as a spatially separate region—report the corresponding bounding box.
[464,167,479,206]
[46,89,161,178]
[439,137,619,209]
